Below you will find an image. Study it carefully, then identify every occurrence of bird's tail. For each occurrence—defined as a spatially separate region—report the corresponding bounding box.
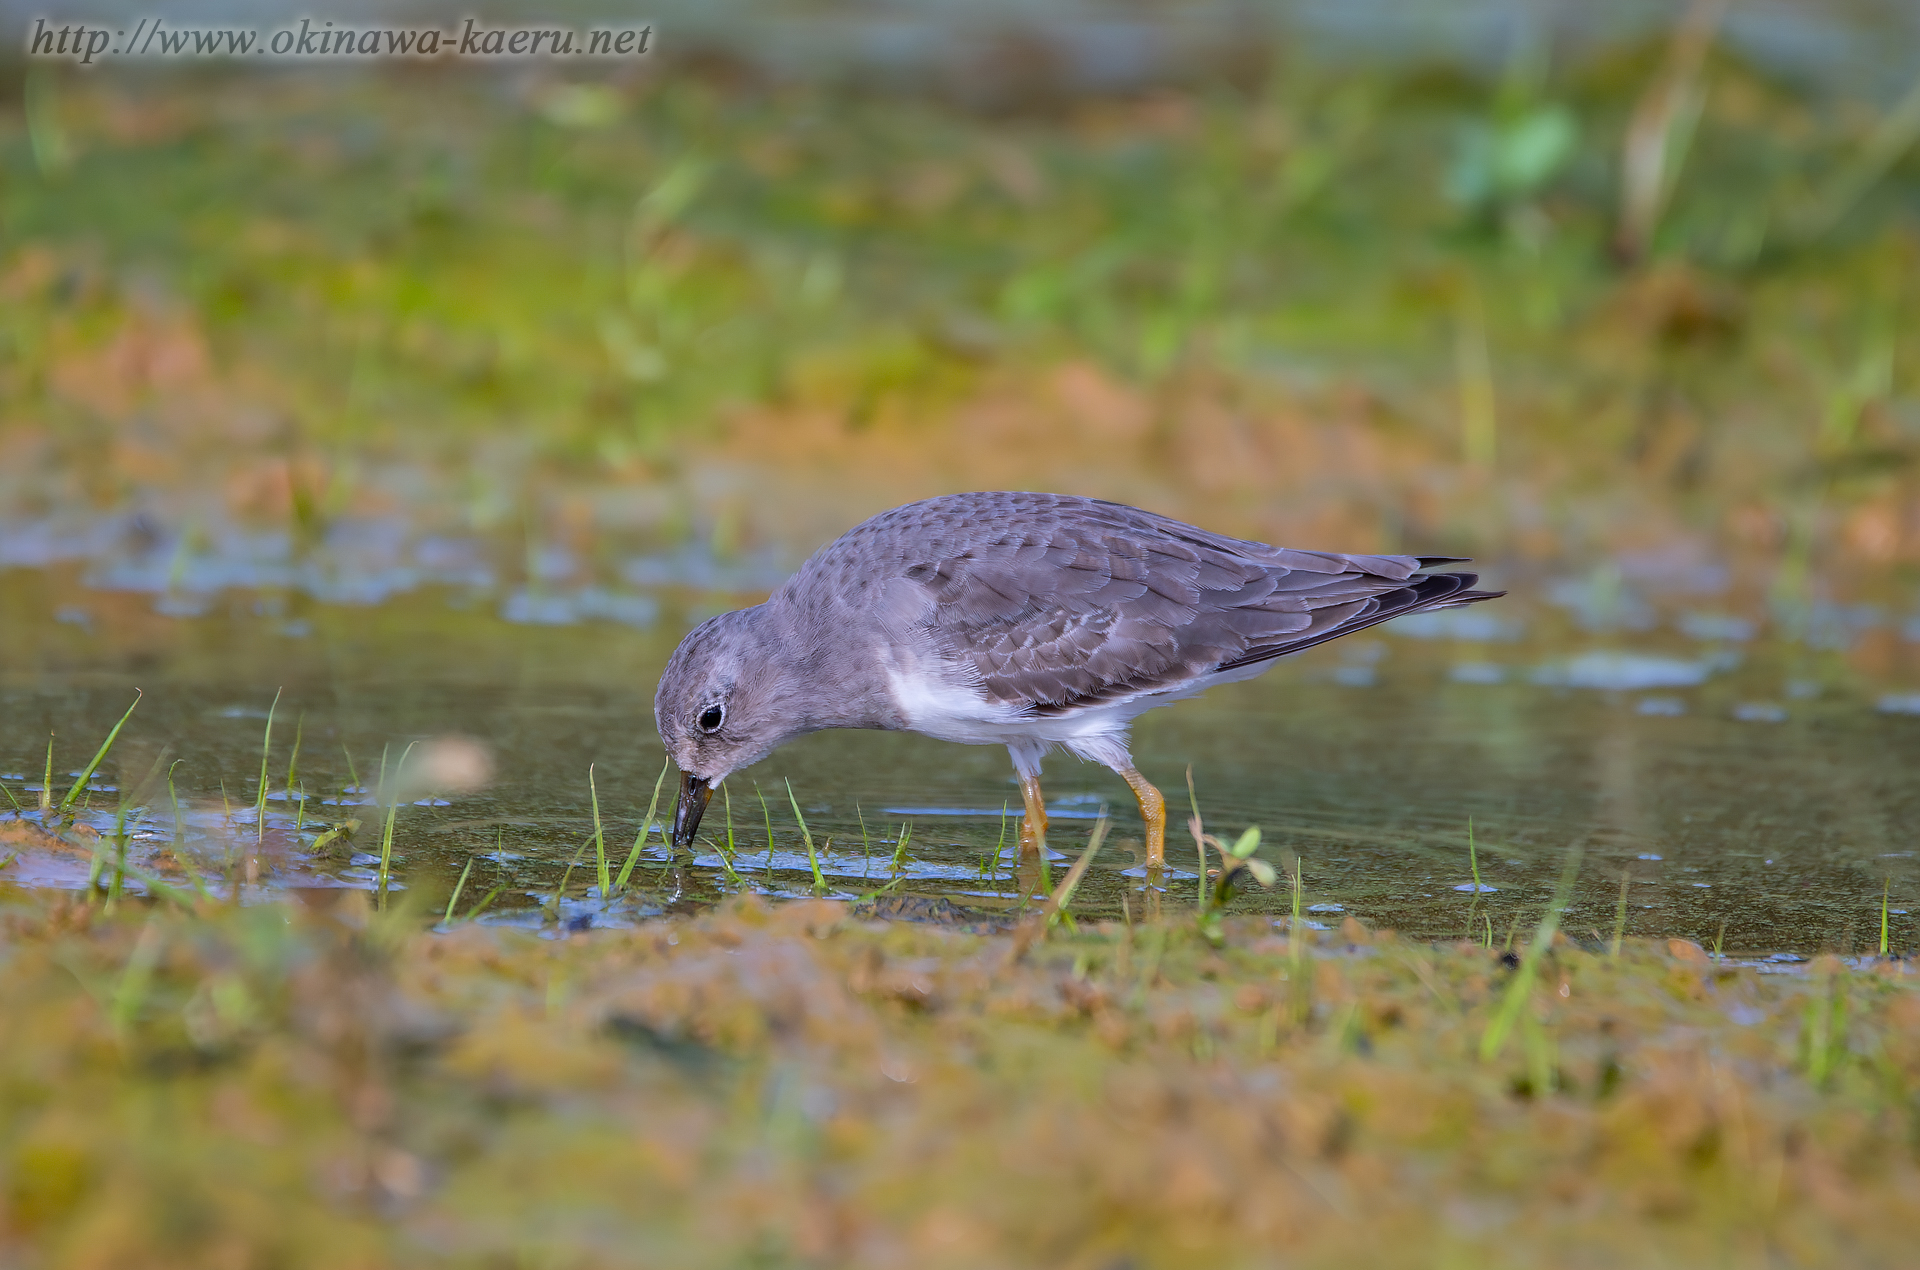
[1219,568,1504,670]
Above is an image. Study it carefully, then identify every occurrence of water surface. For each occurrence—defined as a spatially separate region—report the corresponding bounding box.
[4,562,1918,952]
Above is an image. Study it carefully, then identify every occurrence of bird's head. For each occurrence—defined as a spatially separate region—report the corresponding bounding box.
[653,607,803,847]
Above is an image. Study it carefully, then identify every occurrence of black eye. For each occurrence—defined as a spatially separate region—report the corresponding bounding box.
[697,705,724,733]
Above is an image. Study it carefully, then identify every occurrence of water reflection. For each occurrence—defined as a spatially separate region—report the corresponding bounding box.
[3,561,1918,953]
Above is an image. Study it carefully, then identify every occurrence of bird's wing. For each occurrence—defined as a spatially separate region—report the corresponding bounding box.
[851,496,1494,715]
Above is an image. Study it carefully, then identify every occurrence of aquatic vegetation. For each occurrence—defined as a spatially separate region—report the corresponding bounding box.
[373,741,416,906]
[589,764,610,899]
[1480,850,1581,1064]
[614,760,672,894]
[1,887,1917,1267]
[1193,817,1280,947]
[47,692,140,827]
[785,778,826,892]
[251,688,278,851]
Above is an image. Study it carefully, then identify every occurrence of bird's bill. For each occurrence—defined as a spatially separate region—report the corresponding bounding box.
[671,772,713,847]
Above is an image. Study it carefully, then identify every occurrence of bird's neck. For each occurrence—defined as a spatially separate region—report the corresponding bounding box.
[757,600,902,732]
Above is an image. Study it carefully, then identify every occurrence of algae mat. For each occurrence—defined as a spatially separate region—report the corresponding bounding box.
[2,890,1917,1268]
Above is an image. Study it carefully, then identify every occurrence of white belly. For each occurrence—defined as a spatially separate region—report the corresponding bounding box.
[884,665,1033,745]
[884,656,1276,759]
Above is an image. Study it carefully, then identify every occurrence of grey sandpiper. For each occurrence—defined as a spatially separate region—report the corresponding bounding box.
[656,491,1502,866]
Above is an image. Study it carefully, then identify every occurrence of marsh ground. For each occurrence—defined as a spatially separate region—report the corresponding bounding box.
[4,888,1920,1268]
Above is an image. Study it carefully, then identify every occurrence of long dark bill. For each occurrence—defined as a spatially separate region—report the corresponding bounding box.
[671,772,713,847]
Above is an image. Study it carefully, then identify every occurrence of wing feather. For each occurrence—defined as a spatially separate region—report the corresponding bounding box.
[786,492,1503,716]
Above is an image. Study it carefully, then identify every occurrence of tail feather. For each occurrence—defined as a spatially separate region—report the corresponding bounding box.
[1219,571,1504,671]
[1429,589,1505,610]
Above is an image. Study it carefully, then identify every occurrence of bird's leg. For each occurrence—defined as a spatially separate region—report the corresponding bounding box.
[1118,766,1166,869]
[1017,771,1049,857]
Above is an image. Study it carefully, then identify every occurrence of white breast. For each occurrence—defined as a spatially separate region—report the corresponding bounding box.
[884,665,1026,745]
[884,649,1284,763]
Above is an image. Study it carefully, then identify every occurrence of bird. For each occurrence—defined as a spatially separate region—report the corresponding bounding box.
[656,491,1502,868]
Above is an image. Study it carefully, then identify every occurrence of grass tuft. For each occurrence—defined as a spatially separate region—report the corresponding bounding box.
[4,886,1918,1265]
[889,821,912,877]
[444,856,476,926]
[614,758,671,895]
[1481,849,1583,1065]
[56,691,141,822]
[756,783,775,882]
[374,741,417,909]
[785,779,825,892]
[546,837,593,923]
[1881,877,1892,957]
[588,765,608,900]
[253,689,280,851]
[285,712,305,830]
[715,783,741,885]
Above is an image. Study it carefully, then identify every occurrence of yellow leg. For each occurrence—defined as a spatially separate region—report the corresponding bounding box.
[1017,771,1049,856]
[1119,766,1166,869]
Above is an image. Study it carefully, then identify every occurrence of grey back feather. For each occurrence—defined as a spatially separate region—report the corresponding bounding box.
[775,492,1502,716]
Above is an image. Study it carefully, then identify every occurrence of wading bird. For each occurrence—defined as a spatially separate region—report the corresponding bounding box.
[656,492,1501,867]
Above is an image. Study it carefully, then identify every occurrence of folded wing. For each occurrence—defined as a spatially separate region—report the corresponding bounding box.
[837,494,1501,715]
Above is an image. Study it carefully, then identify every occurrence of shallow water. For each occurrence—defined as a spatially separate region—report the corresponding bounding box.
[4,559,1919,952]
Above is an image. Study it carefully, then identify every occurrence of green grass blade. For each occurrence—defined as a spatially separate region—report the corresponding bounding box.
[374,740,417,910]
[254,688,281,850]
[464,883,507,922]
[719,783,740,883]
[57,691,142,817]
[1882,877,1892,957]
[1290,859,1306,975]
[1465,817,1486,946]
[444,856,476,925]
[164,759,210,897]
[1187,765,1206,908]
[758,783,775,881]
[1048,814,1110,929]
[589,764,609,899]
[1481,849,1583,1063]
[548,837,592,921]
[377,802,400,908]
[106,802,131,908]
[786,779,825,891]
[84,830,108,899]
[890,821,912,875]
[285,711,304,799]
[614,757,670,893]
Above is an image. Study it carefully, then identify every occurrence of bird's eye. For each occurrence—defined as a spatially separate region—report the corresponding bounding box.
[697,705,724,733]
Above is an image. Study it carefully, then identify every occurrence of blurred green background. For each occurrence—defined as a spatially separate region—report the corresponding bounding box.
[2,0,1917,619]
